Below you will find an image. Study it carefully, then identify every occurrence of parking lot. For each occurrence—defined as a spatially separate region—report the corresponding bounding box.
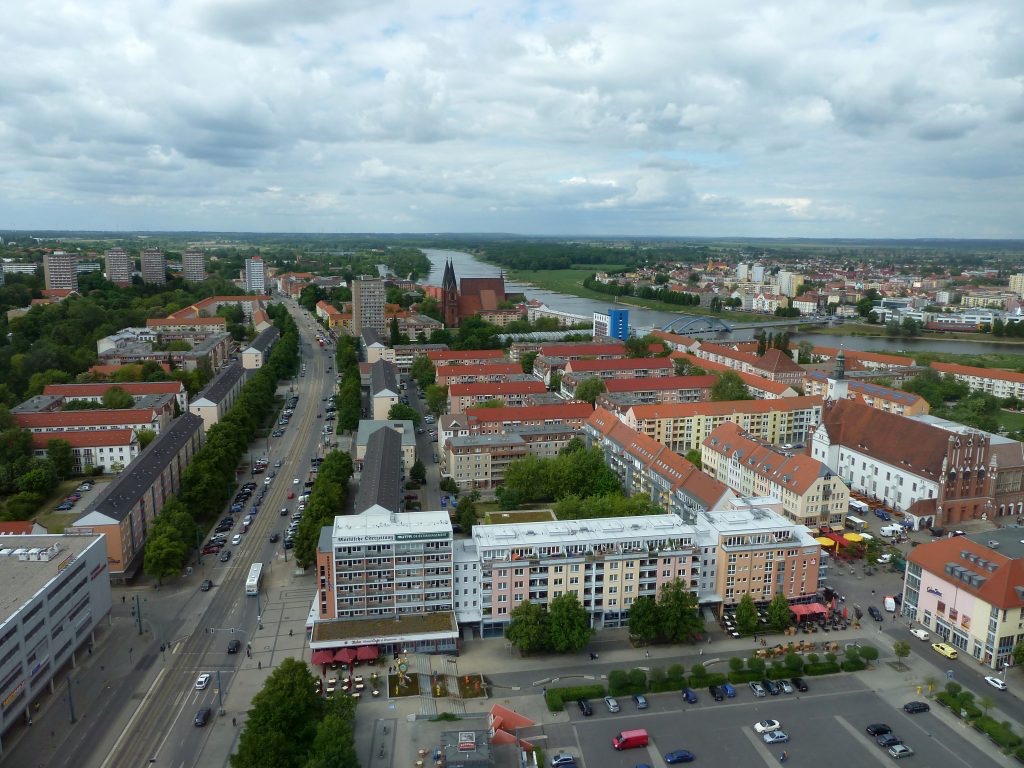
[559,674,995,768]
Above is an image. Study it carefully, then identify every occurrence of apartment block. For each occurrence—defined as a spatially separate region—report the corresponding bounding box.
[309,428,458,657]
[352,276,386,335]
[436,362,525,387]
[586,374,717,409]
[140,247,166,284]
[30,429,140,473]
[931,362,1024,400]
[105,247,133,286]
[584,408,734,522]
[427,349,508,367]
[622,396,824,453]
[182,248,206,282]
[671,354,797,399]
[44,251,78,291]
[463,403,594,435]
[244,256,267,294]
[43,380,188,412]
[560,356,673,390]
[188,362,247,432]
[702,422,850,529]
[444,425,577,491]
[802,371,929,416]
[448,380,548,413]
[370,360,401,420]
[694,343,804,387]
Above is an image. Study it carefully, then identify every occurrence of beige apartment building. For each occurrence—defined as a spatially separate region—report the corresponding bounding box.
[702,423,850,529]
[622,396,824,453]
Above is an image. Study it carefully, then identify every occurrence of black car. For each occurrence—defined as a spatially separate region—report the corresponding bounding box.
[194,707,212,727]
[219,550,231,562]
[200,579,213,592]
[877,734,902,748]
[903,701,930,714]
[868,606,884,622]
[791,677,808,692]
[227,639,241,654]
[762,679,781,695]
[866,724,892,736]
[708,685,724,701]
[283,539,294,550]
[269,533,280,543]
[577,699,593,716]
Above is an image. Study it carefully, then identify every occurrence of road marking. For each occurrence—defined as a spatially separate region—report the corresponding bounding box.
[100,667,168,768]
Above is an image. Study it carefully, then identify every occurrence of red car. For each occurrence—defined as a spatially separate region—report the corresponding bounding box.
[287,491,295,499]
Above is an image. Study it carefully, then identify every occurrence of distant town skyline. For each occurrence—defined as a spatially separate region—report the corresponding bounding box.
[1,1,1021,239]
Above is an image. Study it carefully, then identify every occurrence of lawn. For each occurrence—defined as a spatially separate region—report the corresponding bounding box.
[998,409,1024,433]
[34,478,97,533]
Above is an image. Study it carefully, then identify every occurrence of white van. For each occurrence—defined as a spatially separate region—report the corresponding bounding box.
[883,595,897,612]
[880,524,903,537]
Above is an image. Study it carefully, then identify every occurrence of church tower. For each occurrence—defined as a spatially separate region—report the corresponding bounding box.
[441,259,459,327]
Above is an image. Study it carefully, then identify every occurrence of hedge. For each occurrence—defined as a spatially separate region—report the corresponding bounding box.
[974,717,1023,750]
[803,662,842,676]
[545,684,607,712]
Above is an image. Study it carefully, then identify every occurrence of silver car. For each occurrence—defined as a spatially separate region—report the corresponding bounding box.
[603,696,620,713]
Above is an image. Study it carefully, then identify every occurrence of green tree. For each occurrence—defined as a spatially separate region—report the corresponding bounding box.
[656,579,704,644]
[858,644,879,667]
[476,398,505,408]
[1012,641,1024,667]
[232,658,326,768]
[505,600,550,655]
[425,384,448,415]
[628,596,660,645]
[136,428,157,449]
[389,317,401,346]
[892,641,911,667]
[735,594,759,635]
[410,355,436,387]
[305,708,358,768]
[549,370,562,392]
[387,403,422,426]
[3,492,44,519]
[547,593,592,653]
[520,351,539,374]
[673,357,706,376]
[684,449,702,468]
[455,493,479,532]
[711,371,753,401]
[46,439,74,480]
[766,592,791,633]
[574,376,606,406]
[142,532,187,585]
[101,386,135,409]
[409,459,426,484]
[17,463,56,495]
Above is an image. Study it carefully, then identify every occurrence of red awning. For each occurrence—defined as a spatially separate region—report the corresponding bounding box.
[311,649,334,666]
[334,647,357,663]
[356,645,379,661]
[789,604,812,617]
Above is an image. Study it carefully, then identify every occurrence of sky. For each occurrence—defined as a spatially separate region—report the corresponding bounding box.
[1,0,1022,238]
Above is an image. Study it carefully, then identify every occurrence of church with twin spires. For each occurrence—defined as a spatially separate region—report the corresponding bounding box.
[439,258,511,328]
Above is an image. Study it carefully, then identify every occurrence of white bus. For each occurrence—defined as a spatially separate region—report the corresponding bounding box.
[245,563,263,596]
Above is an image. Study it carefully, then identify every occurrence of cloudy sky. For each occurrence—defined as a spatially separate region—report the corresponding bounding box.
[1,0,1022,237]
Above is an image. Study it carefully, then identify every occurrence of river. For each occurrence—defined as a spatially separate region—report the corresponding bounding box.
[421,248,1021,356]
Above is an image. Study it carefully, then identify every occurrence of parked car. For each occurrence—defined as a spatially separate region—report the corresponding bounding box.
[902,701,930,714]
[865,724,892,736]
[681,687,698,703]
[550,754,576,767]
[909,628,930,641]
[888,745,914,759]
[754,720,781,733]
[790,678,808,692]
[877,734,902,748]
[762,679,781,696]
[868,606,883,622]
[604,696,620,713]
[779,679,794,694]
[576,699,593,716]
[984,676,1008,691]
[663,750,695,764]
[708,685,724,701]
[632,694,649,709]
[762,730,789,745]
[749,682,767,697]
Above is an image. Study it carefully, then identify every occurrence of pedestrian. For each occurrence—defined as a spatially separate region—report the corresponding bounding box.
[699,649,703,657]
[645,650,650,658]
[232,717,237,727]
[122,595,126,604]
[258,661,262,669]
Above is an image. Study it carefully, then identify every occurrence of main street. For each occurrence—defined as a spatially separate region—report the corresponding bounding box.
[0,303,331,768]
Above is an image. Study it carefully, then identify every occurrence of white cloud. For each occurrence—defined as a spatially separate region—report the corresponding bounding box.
[0,0,1021,236]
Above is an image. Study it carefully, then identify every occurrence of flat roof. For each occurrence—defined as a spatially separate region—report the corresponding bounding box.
[311,610,457,643]
[333,508,452,540]
[472,513,694,550]
[0,535,102,621]
[355,420,417,447]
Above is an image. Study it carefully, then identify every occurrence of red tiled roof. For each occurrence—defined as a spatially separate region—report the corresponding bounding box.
[908,536,1024,610]
[603,375,717,393]
[427,349,507,363]
[0,522,36,534]
[674,354,795,396]
[564,357,673,373]
[703,423,829,494]
[449,381,548,396]
[932,362,1024,385]
[89,363,172,375]
[31,429,136,449]
[466,403,593,424]
[759,348,804,374]
[44,382,182,397]
[14,409,156,428]
[436,363,523,377]
[819,399,947,479]
[538,343,626,358]
[146,316,226,326]
[810,346,915,367]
